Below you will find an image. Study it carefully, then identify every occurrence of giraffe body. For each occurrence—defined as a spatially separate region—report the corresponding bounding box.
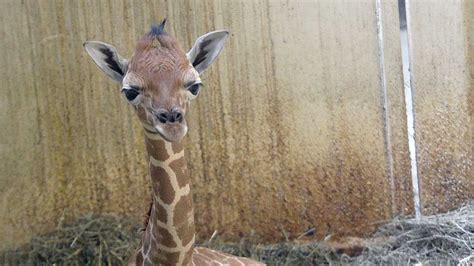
[84,20,265,266]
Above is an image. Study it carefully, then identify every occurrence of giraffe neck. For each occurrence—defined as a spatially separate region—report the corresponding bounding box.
[137,129,195,266]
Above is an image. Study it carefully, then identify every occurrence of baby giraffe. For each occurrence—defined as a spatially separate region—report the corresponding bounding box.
[84,20,264,265]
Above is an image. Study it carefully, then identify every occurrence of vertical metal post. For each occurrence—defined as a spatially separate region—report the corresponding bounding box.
[398,0,422,218]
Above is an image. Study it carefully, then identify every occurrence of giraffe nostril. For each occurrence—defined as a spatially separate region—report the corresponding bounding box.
[157,112,168,123]
[156,111,183,124]
[175,111,183,122]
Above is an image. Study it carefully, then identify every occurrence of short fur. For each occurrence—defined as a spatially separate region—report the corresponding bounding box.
[84,21,262,266]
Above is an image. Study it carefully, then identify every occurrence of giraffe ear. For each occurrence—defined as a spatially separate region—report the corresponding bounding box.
[187,31,229,74]
[83,41,128,82]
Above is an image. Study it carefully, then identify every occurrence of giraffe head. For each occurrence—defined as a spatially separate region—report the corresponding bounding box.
[84,20,228,142]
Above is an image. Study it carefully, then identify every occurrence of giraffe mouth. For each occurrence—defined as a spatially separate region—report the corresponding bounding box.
[153,121,188,142]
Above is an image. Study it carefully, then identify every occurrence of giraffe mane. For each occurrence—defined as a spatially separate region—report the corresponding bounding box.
[140,198,153,232]
[134,19,183,56]
[149,19,167,37]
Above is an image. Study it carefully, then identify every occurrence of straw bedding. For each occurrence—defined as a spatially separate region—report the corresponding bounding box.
[1,203,472,265]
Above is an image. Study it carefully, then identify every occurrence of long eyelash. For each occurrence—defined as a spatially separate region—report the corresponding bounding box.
[191,83,203,88]
[185,81,203,88]
[121,85,142,91]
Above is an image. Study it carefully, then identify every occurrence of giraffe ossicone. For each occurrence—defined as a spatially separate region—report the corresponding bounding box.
[84,19,265,266]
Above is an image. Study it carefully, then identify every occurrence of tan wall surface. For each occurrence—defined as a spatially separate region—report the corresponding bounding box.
[191,0,403,241]
[0,0,470,251]
[468,0,474,145]
[409,0,473,214]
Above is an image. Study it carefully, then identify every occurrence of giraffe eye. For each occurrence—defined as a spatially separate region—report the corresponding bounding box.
[123,88,140,101]
[188,84,201,96]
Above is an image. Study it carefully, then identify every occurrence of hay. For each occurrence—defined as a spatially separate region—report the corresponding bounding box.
[1,203,472,265]
[348,202,473,265]
[0,214,140,265]
[205,202,474,265]
[203,237,346,265]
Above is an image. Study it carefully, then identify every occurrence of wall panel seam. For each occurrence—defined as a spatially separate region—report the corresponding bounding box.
[375,0,396,215]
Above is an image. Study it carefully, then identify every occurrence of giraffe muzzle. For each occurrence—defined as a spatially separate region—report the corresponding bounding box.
[153,118,188,142]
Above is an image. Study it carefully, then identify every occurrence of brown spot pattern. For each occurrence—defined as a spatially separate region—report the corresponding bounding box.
[153,202,168,224]
[155,227,177,248]
[151,251,181,265]
[169,156,189,188]
[173,194,193,226]
[150,165,175,204]
[174,196,195,246]
[146,138,170,161]
[172,141,183,154]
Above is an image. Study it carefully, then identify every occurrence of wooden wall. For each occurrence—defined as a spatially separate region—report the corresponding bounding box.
[408,0,473,214]
[0,0,471,250]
